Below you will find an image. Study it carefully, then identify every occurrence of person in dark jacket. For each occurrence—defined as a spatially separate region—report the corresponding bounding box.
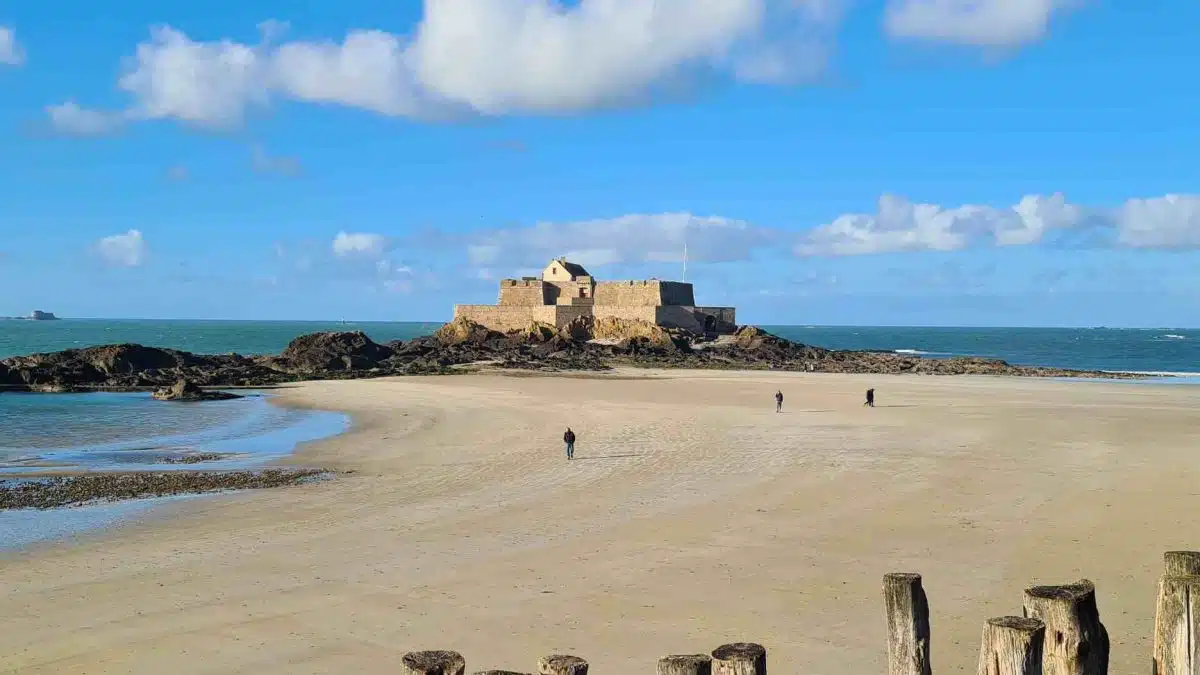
[775,390,784,413]
[864,388,875,407]
[563,427,576,460]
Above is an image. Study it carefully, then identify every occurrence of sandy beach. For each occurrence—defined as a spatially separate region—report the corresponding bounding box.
[2,370,1199,674]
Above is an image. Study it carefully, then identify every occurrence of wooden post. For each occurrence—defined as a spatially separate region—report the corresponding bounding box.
[402,650,467,675]
[710,643,766,675]
[1022,580,1109,675]
[474,672,531,675]
[1153,574,1200,675]
[1164,551,1200,576]
[977,616,1045,675]
[536,655,588,675]
[658,654,713,675]
[884,572,933,675]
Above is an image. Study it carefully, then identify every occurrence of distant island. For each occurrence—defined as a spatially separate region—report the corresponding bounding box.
[0,311,59,321]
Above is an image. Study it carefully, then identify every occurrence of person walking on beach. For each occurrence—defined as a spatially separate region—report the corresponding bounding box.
[864,388,875,407]
[775,390,784,413]
[563,427,576,460]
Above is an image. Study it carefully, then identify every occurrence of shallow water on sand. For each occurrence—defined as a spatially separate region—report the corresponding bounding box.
[0,392,348,552]
[0,391,347,473]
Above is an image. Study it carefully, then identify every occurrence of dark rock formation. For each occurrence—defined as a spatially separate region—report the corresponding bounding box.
[278,331,394,373]
[152,379,242,402]
[0,469,328,509]
[0,319,1143,393]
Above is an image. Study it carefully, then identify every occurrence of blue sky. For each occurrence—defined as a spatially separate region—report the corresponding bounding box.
[0,0,1197,326]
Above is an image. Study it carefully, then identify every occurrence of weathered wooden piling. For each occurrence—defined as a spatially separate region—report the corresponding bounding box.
[536,654,588,675]
[884,572,933,675]
[1153,552,1200,675]
[1164,551,1200,577]
[711,642,766,675]
[473,671,531,675]
[1022,580,1108,675]
[657,654,713,675]
[402,650,467,675]
[977,616,1045,675]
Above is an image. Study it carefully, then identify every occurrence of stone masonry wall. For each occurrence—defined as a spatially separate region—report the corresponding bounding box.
[694,306,737,327]
[594,281,661,307]
[591,305,659,324]
[658,282,696,306]
[654,306,705,333]
[498,280,548,307]
[454,305,558,332]
[455,305,593,332]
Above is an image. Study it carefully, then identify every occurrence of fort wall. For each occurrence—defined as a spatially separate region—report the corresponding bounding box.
[454,304,594,332]
[655,305,706,333]
[659,281,696,306]
[497,280,549,307]
[594,280,695,307]
[454,305,558,332]
[460,262,735,334]
[695,306,737,330]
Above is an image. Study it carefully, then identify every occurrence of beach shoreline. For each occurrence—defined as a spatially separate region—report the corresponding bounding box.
[3,370,1200,673]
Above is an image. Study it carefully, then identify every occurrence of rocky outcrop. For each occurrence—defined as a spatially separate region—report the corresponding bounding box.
[590,316,677,347]
[152,379,242,402]
[433,316,508,346]
[278,331,394,373]
[0,319,1144,392]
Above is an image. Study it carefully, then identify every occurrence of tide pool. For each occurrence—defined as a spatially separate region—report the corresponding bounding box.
[0,391,348,552]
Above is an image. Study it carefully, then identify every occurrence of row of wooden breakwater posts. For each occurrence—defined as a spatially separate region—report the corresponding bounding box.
[396,551,1200,674]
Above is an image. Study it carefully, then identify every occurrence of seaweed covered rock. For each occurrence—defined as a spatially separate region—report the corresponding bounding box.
[279,331,393,372]
[152,379,242,402]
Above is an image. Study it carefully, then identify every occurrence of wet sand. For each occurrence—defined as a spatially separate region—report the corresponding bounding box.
[2,370,1199,674]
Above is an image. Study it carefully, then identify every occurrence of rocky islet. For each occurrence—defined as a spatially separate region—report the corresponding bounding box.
[0,317,1142,393]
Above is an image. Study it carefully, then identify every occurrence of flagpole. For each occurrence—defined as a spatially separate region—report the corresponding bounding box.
[682,220,689,283]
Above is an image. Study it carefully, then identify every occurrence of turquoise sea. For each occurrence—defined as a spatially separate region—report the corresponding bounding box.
[0,319,1196,374]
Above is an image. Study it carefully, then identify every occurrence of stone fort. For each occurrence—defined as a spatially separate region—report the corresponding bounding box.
[454,258,737,334]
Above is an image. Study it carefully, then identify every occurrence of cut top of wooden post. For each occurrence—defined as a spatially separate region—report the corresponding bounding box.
[402,650,467,675]
[658,654,714,675]
[537,655,588,675]
[711,643,767,675]
[1022,580,1109,675]
[884,572,933,675]
[977,616,1045,675]
[1164,551,1200,576]
[474,671,532,675]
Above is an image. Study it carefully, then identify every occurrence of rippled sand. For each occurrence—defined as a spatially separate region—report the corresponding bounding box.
[2,370,1199,674]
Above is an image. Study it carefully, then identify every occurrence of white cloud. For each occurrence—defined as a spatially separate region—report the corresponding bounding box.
[45,102,126,136]
[1115,195,1200,250]
[50,1,840,128]
[0,26,24,66]
[467,212,776,270]
[332,231,389,258]
[884,0,1078,47]
[96,230,147,267]
[796,193,1200,256]
[118,26,269,128]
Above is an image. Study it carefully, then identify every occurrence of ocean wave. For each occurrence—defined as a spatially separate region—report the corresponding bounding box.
[1102,370,1200,377]
[1163,334,1187,340]
[894,348,952,356]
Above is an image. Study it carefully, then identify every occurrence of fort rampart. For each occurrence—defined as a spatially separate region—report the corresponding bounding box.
[454,259,735,334]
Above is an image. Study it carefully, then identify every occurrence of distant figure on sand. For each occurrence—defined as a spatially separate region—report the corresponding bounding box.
[775,390,784,413]
[563,427,576,460]
[864,388,875,407]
